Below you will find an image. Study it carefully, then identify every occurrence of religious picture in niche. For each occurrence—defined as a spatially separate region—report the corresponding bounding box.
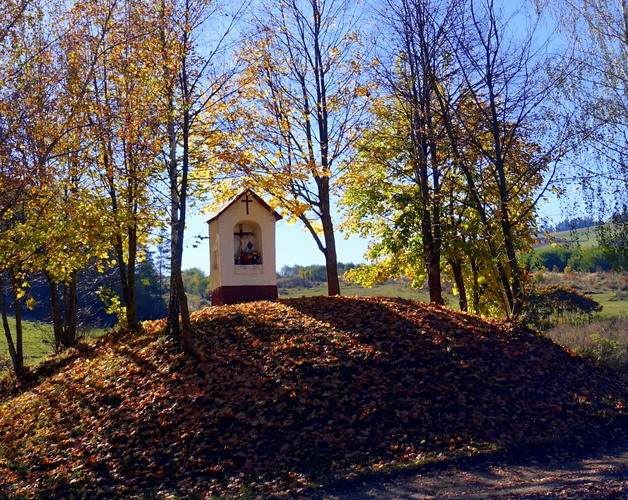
[234,223,262,265]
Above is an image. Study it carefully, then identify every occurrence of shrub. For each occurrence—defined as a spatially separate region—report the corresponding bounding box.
[524,247,617,273]
[577,334,628,374]
[277,276,314,289]
[523,285,603,330]
[526,247,573,272]
[570,247,613,272]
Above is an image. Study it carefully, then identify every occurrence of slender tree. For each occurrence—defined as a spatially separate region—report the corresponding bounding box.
[158,0,243,351]
[370,0,464,305]
[438,0,568,317]
[0,0,74,371]
[213,0,370,296]
[70,0,166,331]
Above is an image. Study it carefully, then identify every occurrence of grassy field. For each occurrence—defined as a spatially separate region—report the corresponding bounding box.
[0,320,104,373]
[0,320,54,369]
[547,226,599,248]
[279,280,459,305]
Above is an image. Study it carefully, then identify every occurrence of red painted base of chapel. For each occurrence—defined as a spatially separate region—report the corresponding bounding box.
[211,285,279,306]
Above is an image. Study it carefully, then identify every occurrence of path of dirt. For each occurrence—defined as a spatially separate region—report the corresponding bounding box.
[310,442,628,499]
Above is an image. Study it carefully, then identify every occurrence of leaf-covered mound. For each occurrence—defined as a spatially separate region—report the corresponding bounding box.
[0,296,626,498]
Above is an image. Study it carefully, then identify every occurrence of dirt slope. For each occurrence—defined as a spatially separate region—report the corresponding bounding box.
[0,296,626,498]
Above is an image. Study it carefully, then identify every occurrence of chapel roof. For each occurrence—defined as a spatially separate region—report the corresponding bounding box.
[206,189,282,223]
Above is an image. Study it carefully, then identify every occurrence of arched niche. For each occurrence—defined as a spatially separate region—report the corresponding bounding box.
[233,221,262,265]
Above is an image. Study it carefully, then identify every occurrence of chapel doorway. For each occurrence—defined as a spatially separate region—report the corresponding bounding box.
[233,222,262,265]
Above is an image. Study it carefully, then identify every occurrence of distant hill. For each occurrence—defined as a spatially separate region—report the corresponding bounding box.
[536,225,600,249]
[1,297,626,497]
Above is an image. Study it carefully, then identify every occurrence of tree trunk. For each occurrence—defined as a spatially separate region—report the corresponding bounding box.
[164,90,192,352]
[423,204,444,305]
[167,219,193,352]
[470,257,482,314]
[319,179,341,296]
[498,199,524,317]
[166,149,182,344]
[11,271,25,377]
[112,222,138,330]
[125,227,138,329]
[62,272,79,348]
[449,259,468,312]
[166,184,193,351]
[312,6,341,298]
[113,237,139,330]
[0,271,23,377]
[47,277,64,352]
[177,96,193,351]
[47,273,80,350]
[323,223,341,296]
[163,25,179,342]
[425,240,444,304]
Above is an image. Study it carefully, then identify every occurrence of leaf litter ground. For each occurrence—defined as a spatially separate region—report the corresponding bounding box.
[0,296,626,498]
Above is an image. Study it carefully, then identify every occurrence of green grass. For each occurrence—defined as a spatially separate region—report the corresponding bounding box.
[1,320,105,373]
[549,226,599,248]
[588,291,628,318]
[0,320,54,368]
[279,280,463,304]
[546,222,627,250]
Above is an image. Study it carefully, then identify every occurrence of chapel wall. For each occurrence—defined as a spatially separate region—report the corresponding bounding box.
[208,191,278,292]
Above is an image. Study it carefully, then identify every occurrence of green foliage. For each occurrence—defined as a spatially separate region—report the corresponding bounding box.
[523,285,603,330]
[569,247,613,272]
[278,263,357,283]
[96,288,126,325]
[596,216,628,272]
[523,246,614,273]
[577,334,627,374]
[523,246,572,272]
[181,268,210,299]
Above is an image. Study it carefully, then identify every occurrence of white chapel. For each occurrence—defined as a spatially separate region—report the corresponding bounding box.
[207,189,282,305]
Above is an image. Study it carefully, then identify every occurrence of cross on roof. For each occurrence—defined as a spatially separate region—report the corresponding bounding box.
[241,192,253,215]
